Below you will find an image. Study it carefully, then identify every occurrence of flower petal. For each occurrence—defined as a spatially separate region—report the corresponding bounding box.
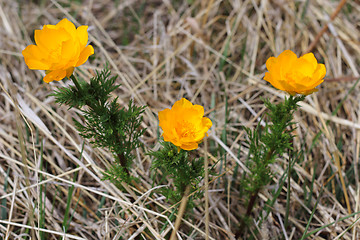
[22,45,50,69]
[295,58,316,78]
[35,28,70,51]
[159,108,171,128]
[43,69,66,83]
[180,142,199,151]
[313,63,326,80]
[76,25,89,49]
[66,67,75,78]
[56,18,77,39]
[75,45,94,67]
[265,57,281,82]
[277,50,297,79]
[172,98,193,110]
[202,117,212,130]
[300,52,318,69]
[264,72,286,91]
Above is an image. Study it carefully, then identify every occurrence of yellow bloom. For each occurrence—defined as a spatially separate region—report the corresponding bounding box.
[22,18,94,83]
[158,98,212,151]
[264,50,326,95]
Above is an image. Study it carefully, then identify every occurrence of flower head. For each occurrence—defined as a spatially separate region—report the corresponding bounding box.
[22,18,94,83]
[158,98,212,151]
[264,50,326,95]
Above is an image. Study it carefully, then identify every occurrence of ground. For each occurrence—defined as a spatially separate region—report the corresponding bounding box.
[0,0,359,239]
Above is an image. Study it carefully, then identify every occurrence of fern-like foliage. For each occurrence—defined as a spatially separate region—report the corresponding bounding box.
[243,95,305,192]
[149,142,204,211]
[52,69,145,185]
[236,95,305,236]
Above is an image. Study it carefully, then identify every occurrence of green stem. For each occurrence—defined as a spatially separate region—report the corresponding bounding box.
[235,148,275,239]
[114,133,129,176]
[70,75,82,91]
[235,189,259,239]
[117,152,129,176]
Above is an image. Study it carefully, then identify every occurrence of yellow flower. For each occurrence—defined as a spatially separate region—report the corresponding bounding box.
[264,50,326,95]
[22,18,94,83]
[158,98,212,151]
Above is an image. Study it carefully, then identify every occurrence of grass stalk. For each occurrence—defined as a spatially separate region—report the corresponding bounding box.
[169,185,191,240]
[284,154,291,228]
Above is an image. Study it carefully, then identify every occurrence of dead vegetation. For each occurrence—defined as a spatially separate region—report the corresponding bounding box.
[0,0,360,239]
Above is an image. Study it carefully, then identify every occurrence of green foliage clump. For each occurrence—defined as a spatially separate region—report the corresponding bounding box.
[149,142,204,210]
[235,95,305,237]
[243,95,305,193]
[52,69,145,185]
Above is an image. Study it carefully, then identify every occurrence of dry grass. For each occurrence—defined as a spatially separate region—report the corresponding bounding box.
[1,0,360,239]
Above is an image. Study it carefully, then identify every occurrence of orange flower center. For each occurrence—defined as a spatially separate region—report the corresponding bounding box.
[285,71,297,84]
[49,49,61,62]
[176,120,196,138]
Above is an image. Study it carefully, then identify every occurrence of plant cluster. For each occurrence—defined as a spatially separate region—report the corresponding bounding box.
[236,95,305,236]
[150,98,212,219]
[53,69,145,185]
[21,17,331,239]
[243,95,304,193]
